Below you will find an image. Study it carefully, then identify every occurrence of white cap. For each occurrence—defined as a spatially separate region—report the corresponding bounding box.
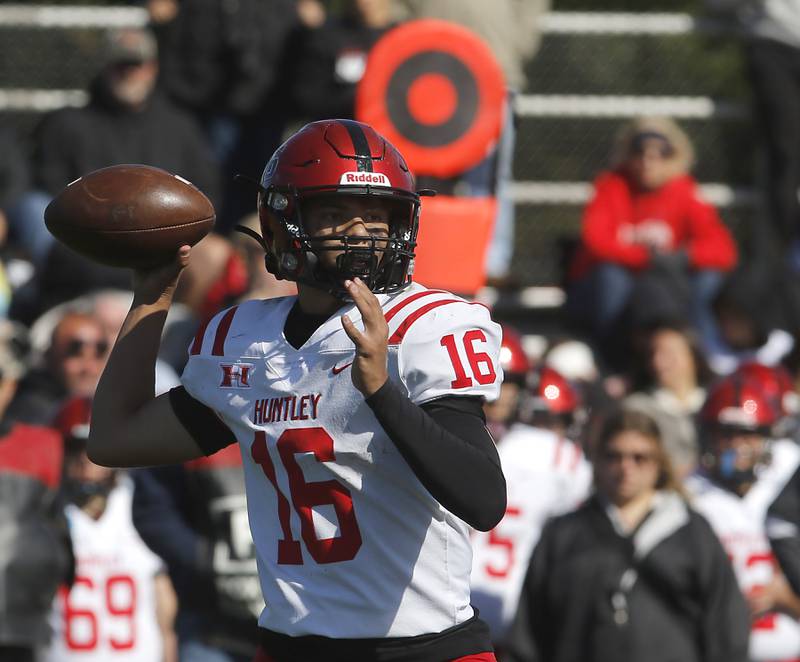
[545,340,598,382]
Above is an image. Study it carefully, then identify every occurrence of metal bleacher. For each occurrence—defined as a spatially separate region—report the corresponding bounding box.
[0,5,756,339]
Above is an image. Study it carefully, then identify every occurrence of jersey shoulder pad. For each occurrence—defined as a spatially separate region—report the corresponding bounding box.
[185,296,293,359]
[389,290,502,404]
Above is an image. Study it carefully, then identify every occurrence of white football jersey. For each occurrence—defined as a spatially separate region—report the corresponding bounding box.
[43,476,164,662]
[688,440,800,662]
[180,283,503,638]
[470,424,591,641]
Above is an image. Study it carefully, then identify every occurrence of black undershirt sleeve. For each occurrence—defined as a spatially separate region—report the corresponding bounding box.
[366,379,506,531]
[168,386,236,456]
[169,379,507,531]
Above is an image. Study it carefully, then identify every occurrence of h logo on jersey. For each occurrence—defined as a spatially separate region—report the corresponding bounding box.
[220,363,254,388]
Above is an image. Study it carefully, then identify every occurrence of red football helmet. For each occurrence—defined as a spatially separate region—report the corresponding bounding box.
[524,366,583,435]
[499,325,530,384]
[532,367,580,414]
[256,119,428,297]
[735,362,800,419]
[701,376,777,433]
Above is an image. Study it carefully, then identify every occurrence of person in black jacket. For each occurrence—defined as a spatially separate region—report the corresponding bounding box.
[288,0,396,122]
[131,451,261,662]
[0,321,73,662]
[9,26,221,319]
[768,464,800,597]
[506,406,749,662]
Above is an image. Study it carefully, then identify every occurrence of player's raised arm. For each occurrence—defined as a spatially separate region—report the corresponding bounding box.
[88,247,206,467]
[343,277,506,531]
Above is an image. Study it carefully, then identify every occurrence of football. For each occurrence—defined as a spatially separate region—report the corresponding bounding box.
[45,164,215,269]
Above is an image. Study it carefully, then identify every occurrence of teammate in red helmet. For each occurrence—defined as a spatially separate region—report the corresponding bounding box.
[527,366,583,439]
[736,362,800,438]
[689,375,800,659]
[484,325,530,441]
[88,119,506,662]
[699,376,777,494]
[472,343,590,651]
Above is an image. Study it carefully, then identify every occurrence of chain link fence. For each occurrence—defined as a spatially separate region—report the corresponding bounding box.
[512,21,759,287]
[0,4,761,288]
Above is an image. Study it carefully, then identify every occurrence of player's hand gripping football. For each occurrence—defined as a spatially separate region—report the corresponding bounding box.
[341,277,388,397]
[132,244,192,306]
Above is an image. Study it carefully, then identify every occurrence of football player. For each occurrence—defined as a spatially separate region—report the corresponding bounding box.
[43,397,176,662]
[483,325,530,442]
[687,376,800,661]
[471,349,591,650]
[737,361,800,440]
[87,119,506,662]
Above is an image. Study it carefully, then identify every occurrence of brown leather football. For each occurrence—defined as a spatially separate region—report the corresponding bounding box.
[45,164,215,269]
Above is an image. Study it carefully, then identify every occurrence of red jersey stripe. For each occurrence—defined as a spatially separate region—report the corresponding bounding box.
[383,289,446,324]
[388,299,464,344]
[212,306,239,356]
[190,318,211,355]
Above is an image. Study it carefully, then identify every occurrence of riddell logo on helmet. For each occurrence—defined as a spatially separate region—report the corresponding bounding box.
[340,172,391,186]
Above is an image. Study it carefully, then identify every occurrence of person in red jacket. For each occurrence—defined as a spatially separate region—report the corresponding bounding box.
[566,116,738,371]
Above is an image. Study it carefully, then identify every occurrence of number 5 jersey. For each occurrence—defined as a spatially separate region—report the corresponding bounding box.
[180,283,503,639]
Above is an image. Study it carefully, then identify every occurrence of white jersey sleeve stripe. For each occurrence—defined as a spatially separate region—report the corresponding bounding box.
[210,305,239,356]
[189,317,212,355]
[188,305,240,357]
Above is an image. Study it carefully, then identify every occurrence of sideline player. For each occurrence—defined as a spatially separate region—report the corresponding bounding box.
[43,397,176,662]
[471,336,591,649]
[87,119,507,661]
[688,376,800,661]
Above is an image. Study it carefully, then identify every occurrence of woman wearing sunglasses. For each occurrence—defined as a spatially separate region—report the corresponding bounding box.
[506,406,749,662]
[565,116,738,373]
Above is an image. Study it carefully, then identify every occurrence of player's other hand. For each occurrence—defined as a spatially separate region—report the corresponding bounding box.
[132,245,191,305]
[341,278,388,397]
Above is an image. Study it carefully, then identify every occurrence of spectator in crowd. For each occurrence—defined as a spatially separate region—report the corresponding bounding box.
[173,233,249,325]
[705,1,800,269]
[4,310,107,426]
[152,0,301,231]
[565,116,738,372]
[768,464,800,605]
[472,332,590,653]
[706,268,795,375]
[89,289,182,394]
[10,26,220,313]
[289,0,396,123]
[0,320,73,662]
[395,0,549,98]
[507,406,749,662]
[43,397,178,662]
[625,323,711,477]
[230,213,298,303]
[689,375,800,661]
[0,127,31,318]
[132,447,261,662]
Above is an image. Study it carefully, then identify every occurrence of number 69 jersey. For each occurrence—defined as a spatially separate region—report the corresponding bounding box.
[181,283,503,639]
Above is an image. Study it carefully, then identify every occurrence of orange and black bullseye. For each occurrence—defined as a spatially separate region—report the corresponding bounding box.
[387,51,478,147]
[356,19,506,178]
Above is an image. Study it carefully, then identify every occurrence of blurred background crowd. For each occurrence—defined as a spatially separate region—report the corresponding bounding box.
[3,0,800,661]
